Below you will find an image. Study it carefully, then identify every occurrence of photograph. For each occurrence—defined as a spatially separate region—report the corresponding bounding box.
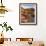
[19,3,37,25]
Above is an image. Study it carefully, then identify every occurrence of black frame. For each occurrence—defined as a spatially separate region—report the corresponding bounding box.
[19,3,37,25]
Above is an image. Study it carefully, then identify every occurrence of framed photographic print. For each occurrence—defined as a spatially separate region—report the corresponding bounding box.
[19,3,37,25]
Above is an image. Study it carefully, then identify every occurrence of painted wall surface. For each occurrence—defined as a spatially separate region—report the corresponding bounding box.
[0,0,46,45]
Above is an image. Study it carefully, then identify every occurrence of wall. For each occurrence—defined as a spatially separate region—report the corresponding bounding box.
[0,0,46,45]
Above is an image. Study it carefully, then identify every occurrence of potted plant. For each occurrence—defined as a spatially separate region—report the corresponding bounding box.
[0,22,13,44]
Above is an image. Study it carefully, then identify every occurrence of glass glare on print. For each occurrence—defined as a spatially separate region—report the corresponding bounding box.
[19,3,37,25]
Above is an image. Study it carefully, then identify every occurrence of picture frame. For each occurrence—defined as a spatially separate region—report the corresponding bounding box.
[19,3,37,25]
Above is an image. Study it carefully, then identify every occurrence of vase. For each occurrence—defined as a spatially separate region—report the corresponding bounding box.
[0,32,4,44]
